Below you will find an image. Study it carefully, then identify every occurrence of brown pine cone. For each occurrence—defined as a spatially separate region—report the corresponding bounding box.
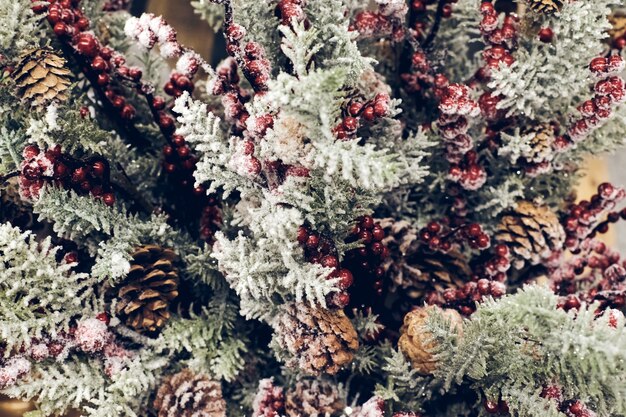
[154,369,226,417]
[522,124,554,166]
[285,379,344,417]
[273,303,359,375]
[115,245,179,334]
[495,201,565,269]
[609,13,626,42]
[398,306,463,375]
[526,0,563,14]
[12,48,72,107]
[380,219,470,300]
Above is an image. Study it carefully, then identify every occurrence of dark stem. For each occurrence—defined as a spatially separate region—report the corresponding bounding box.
[422,0,447,50]
[0,171,20,184]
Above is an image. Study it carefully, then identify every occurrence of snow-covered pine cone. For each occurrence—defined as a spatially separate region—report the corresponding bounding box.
[495,201,565,269]
[398,305,463,375]
[526,0,563,14]
[154,369,226,417]
[273,303,359,375]
[285,378,345,417]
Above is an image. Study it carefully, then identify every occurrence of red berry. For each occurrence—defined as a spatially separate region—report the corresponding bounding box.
[343,116,358,132]
[121,105,136,120]
[96,312,110,325]
[76,33,99,57]
[102,193,116,206]
[590,57,608,74]
[484,400,499,413]
[337,268,354,289]
[91,160,106,177]
[152,96,166,110]
[538,27,554,43]
[172,135,186,147]
[306,234,319,248]
[297,226,308,244]
[321,255,339,269]
[466,223,482,238]
[442,4,452,18]
[372,225,385,241]
[71,167,87,183]
[362,106,375,121]
[96,73,110,86]
[76,17,89,30]
[53,22,67,36]
[129,67,142,81]
[361,216,374,230]
[349,102,363,116]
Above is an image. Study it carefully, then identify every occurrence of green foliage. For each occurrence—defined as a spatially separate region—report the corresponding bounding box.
[0,0,45,59]
[428,286,626,416]
[0,223,99,353]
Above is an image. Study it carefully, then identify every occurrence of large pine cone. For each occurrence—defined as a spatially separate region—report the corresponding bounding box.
[154,369,226,417]
[12,48,71,106]
[495,201,565,269]
[398,306,463,375]
[273,303,359,375]
[115,245,179,333]
[526,0,563,14]
[380,219,470,300]
[285,379,344,417]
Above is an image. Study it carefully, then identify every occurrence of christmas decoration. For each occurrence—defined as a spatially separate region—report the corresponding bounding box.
[272,303,359,375]
[11,48,71,106]
[398,305,463,375]
[496,200,565,269]
[154,369,226,417]
[114,245,179,334]
[285,379,345,417]
[0,0,626,416]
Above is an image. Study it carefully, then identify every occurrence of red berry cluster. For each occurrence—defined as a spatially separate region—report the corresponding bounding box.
[35,0,140,122]
[297,225,353,308]
[562,182,626,252]
[223,19,271,92]
[350,0,408,41]
[334,93,391,140]
[541,386,597,417]
[438,84,487,191]
[419,219,491,252]
[162,134,200,186]
[164,72,195,98]
[483,398,509,415]
[101,0,130,11]
[342,216,390,310]
[19,145,116,206]
[252,379,286,417]
[478,2,517,70]
[561,55,626,145]
[211,57,251,133]
[400,50,447,97]
[427,277,506,316]
[276,0,307,26]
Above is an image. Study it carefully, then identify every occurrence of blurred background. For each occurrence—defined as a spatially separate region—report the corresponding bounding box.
[1,0,623,415]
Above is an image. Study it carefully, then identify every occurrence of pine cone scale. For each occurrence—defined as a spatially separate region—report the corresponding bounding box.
[114,244,179,334]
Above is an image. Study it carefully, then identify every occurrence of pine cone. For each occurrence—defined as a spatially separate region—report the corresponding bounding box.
[380,219,470,300]
[12,48,71,106]
[609,13,626,42]
[154,369,226,417]
[398,306,463,375]
[495,201,565,269]
[526,0,563,14]
[285,379,344,417]
[522,124,554,166]
[115,245,179,334]
[273,303,359,375]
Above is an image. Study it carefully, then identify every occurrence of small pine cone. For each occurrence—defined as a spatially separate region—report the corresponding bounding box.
[526,0,563,14]
[115,245,179,334]
[523,124,554,166]
[380,218,470,300]
[609,13,626,42]
[154,369,226,417]
[495,201,565,269]
[398,305,463,375]
[12,48,72,106]
[273,303,359,375]
[285,379,344,417]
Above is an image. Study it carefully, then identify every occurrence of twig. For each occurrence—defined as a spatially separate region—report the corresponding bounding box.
[422,0,447,50]
[0,171,20,184]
